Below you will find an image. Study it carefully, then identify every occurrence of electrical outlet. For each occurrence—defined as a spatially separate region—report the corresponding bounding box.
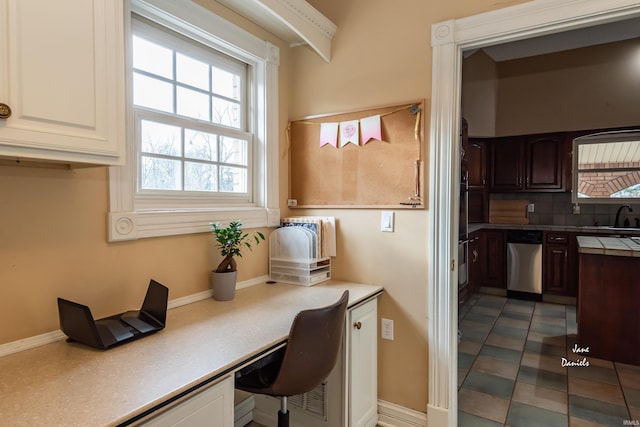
[381,318,394,340]
[527,203,535,213]
[287,199,297,207]
[573,203,581,214]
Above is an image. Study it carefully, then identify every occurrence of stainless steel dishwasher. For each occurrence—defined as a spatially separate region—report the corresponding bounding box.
[506,230,542,301]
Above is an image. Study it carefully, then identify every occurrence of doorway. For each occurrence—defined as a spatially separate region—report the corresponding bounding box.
[427,2,640,426]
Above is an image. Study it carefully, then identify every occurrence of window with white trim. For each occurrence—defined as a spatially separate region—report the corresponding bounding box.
[132,17,251,201]
[108,0,279,242]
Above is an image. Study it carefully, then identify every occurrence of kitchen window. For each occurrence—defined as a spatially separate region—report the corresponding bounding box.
[572,130,640,203]
[108,0,280,242]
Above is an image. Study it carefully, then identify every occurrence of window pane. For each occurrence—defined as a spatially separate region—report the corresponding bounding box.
[212,97,240,128]
[134,73,174,113]
[185,129,217,161]
[141,156,181,190]
[132,36,173,79]
[220,166,247,193]
[185,162,217,191]
[177,53,209,91]
[220,137,247,166]
[140,120,181,156]
[177,86,210,120]
[212,66,240,100]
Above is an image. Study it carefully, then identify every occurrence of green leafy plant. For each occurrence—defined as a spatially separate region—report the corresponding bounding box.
[211,221,265,273]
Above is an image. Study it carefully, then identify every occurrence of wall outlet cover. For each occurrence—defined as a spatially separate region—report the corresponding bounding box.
[381,211,394,232]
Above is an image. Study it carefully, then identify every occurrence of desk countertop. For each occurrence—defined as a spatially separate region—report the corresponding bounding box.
[0,280,383,427]
[576,235,640,257]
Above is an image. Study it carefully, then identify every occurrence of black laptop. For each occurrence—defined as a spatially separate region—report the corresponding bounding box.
[58,279,169,350]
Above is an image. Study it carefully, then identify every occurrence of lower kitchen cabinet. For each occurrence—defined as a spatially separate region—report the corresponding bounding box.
[543,232,576,296]
[480,230,506,289]
[252,296,379,427]
[347,298,378,427]
[136,375,234,427]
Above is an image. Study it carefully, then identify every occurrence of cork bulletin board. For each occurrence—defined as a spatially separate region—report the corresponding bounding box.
[288,100,424,208]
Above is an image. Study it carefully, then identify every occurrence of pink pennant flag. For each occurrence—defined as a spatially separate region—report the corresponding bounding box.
[360,115,381,145]
[319,122,338,147]
[340,120,359,147]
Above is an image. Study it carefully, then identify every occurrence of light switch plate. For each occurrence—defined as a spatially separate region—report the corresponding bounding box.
[381,211,394,232]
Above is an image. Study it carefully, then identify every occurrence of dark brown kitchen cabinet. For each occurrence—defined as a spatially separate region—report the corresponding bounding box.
[467,139,486,189]
[467,139,488,223]
[479,229,506,288]
[468,231,481,295]
[489,133,566,192]
[543,232,576,296]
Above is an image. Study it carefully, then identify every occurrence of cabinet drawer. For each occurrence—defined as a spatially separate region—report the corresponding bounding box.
[546,233,568,244]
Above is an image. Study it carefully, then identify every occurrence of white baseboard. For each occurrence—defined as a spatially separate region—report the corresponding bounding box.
[0,275,269,358]
[378,400,427,427]
[0,330,67,358]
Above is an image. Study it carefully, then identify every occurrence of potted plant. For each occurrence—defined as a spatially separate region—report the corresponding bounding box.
[210,221,265,301]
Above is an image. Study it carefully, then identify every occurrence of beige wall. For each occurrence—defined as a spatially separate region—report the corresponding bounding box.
[464,37,640,137]
[0,0,527,415]
[462,50,498,137]
[0,0,285,344]
[293,0,528,412]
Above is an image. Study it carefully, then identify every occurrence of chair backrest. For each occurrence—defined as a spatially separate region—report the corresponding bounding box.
[269,290,349,396]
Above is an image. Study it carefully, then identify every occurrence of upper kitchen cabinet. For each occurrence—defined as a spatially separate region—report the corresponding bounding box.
[467,138,487,189]
[467,138,488,222]
[0,0,125,166]
[489,133,567,192]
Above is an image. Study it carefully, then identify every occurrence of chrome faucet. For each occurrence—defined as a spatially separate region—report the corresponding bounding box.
[614,204,633,228]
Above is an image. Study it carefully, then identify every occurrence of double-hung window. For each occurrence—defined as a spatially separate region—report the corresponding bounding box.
[109,0,279,241]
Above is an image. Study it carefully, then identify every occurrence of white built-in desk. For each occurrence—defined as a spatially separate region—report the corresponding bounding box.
[0,280,382,426]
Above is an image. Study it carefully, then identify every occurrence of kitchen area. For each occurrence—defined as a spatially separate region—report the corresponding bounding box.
[456,22,640,426]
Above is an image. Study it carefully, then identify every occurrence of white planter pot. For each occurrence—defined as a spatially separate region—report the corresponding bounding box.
[210,271,238,301]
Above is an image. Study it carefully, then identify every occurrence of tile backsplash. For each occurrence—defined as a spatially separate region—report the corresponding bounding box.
[489,193,640,227]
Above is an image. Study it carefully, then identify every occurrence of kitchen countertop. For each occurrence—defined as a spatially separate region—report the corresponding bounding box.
[576,235,640,257]
[0,280,383,427]
[469,223,640,234]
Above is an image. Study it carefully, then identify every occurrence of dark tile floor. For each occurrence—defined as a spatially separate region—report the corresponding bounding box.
[458,293,640,427]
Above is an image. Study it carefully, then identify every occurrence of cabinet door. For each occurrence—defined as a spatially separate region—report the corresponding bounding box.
[468,232,481,294]
[0,0,124,165]
[489,137,524,191]
[525,134,564,190]
[138,375,234,427]
[467,139,486,189]
[543,244,570,294]
[481,230,506,288]
[348,299,378,427]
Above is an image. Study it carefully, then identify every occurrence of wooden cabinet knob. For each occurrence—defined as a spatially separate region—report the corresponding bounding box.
[354,321,362,330]
[0,103,11,119]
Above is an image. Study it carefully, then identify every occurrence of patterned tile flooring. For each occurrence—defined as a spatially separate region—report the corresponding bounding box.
[458,293,640,427]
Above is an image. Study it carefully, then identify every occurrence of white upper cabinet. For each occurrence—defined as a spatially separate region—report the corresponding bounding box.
[0,0,125,165]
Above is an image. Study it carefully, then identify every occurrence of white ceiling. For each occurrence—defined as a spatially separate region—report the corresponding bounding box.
[470,16,640,62]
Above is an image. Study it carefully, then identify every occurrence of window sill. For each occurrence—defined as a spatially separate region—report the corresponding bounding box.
[108,207,280,242]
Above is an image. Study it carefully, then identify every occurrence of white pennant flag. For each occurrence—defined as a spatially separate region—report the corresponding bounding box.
[360,115,381,145]
[319,122,339,147]
[339,120,359,147]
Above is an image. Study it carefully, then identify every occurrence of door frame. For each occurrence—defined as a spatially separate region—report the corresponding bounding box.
[427,1,640,426]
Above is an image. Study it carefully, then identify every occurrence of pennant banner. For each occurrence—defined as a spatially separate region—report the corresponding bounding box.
[360,115,381,145]
[340,120,359,147]
[319,122,339,147]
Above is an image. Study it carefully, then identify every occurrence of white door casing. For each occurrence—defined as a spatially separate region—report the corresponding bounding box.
[427,1,640,426]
